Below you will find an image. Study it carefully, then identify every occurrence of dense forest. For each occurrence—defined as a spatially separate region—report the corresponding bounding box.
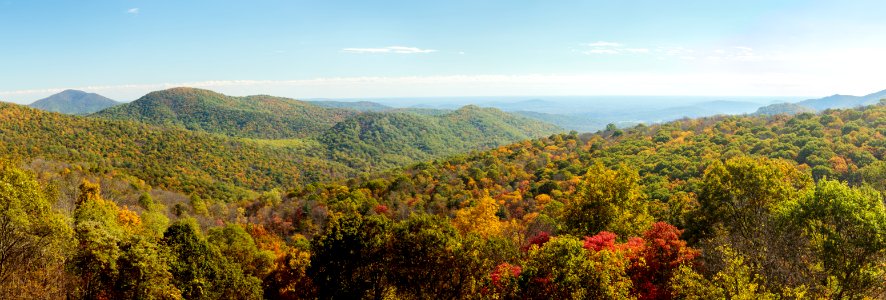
[321,105,561,171]
[1,97,884,299]
[0,91,558,201]
[0,102,348,199]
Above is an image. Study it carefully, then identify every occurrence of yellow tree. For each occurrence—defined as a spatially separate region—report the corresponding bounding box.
[453,194,503,238]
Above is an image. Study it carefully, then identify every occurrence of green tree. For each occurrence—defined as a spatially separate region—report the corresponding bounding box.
[163,220,262,300]
[114,236,182,299]
[563,161,652,237]
[70,180,126,299]
[307,211,392,299]
[786,180,886,299]
[692,156,811,240]
[0,161,72,297]
[858,160,886,193]
[207,224,275,279]
[691,157,814,292]
[669,247,779,300]
[71,180,182,299]
[520,235,633,299]
[388,213,474,299]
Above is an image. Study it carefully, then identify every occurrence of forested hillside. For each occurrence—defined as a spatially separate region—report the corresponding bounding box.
[246,100,886,298]
[321,105,562,171]
[0,96,560,201]
[94,87,356,139]
[753,102,816,116]
[0,102,347,199]
[3,101,883,299]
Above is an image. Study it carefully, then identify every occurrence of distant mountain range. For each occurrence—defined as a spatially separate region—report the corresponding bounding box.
[28,87,886,134]
[29,89,120,115]
[308,100,392,112]
[492,89,886,130]
[750,89,886,117]
[797,89,886,111]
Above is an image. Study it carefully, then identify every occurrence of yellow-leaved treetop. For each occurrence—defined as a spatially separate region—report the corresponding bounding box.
[453,193,503,238]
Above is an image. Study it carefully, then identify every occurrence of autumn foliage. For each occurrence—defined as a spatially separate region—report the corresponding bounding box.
[1,100,886,298]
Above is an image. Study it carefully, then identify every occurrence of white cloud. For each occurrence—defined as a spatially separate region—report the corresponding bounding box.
[584,49,620,54]
[126,8,139,14]
[586,41,623,47]
[582,41,647,55]
[656,46,694,56]
[624,48,650,53]
[342,46,436,54]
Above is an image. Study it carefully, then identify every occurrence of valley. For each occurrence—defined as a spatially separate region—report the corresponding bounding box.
[3,2,886,298]
[2,85,884,299]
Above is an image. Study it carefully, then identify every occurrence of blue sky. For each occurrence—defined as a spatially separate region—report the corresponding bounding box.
[2,0,885,103]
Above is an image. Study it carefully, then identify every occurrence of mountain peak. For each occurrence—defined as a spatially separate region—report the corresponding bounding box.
[146,87,224,98]
[29,90,119,115]
[59,89,86,95]
[95,88,355,139]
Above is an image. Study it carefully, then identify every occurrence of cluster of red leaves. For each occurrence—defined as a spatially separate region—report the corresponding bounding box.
[583,231,645,253]
[482,262,523,295]
[490,263,523,288]
[521,231,551,251]
[632,222,700,300]
[583,222,699,300]
[373,204,390,215]
[583,231,618,251]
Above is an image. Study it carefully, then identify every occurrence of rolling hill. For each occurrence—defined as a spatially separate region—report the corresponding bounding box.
[260,101,886,299]
[3,89,563,199]
[94,87,355,139]
[28,89,120,115]
[753,102,816,116]
[320,105,563,171]
[4,94,885,299]
[0,102,350,200]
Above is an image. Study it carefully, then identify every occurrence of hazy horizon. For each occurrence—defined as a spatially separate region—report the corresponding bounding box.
[0,87,821,106]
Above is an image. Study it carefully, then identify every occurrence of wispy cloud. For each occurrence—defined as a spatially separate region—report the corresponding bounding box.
[586,41,623,47]
[585,49,620,54]
[126,8,139,14]
[582,42,767,62]
[342,46,437,54]
[624,48,650,53]
[581,41,648,55]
